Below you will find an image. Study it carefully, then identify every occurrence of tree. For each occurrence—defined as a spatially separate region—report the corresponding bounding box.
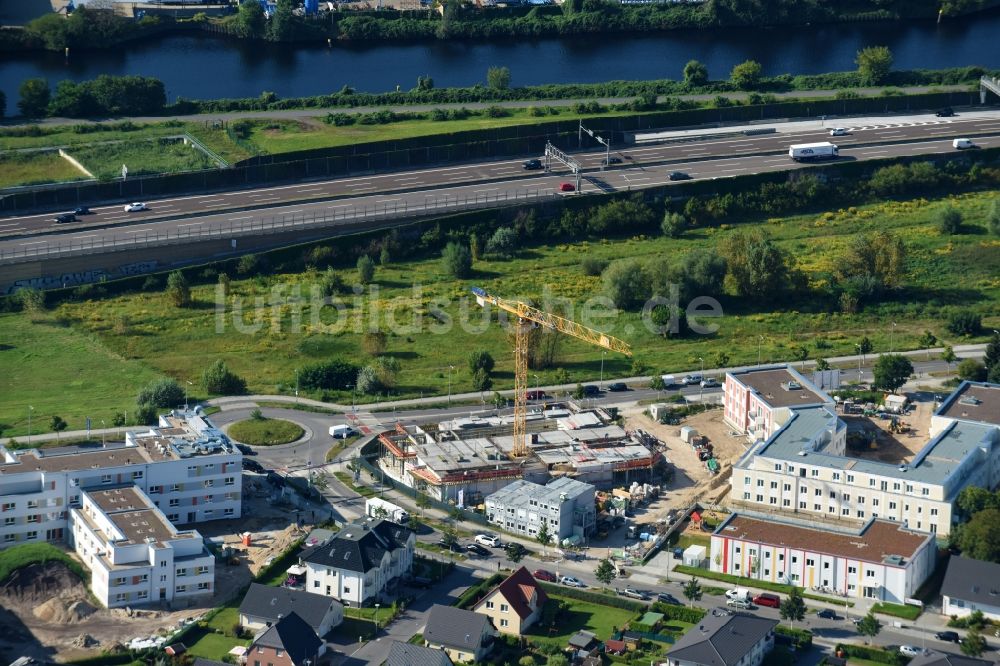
[415,492,430,516]
[682,578,703,606]
[546,655,569,666]
[536,522,551,550]
[712,351,730,368]
[492,392,507,409]
[838,231,906,301]
[233,0,265,38]
[956,508,1000,562]
[137,378,185,408]
[661,211,687,238]
[416,75,434,91]
[362,329,388,356]
[918,330,937,349]
[441,242,472,278]
[485,227,518,257]
[506,542,525,564]
[856,46,893,86]
[936,205,963,235]
[602,258,648,310]
[468,350,495,375]
[594,558,616,589]
[942,344,958,369]
[856,612,882,644]
[956,486,998,516]
[962,628,987,657]
[486,66,511,90]
[719,229,789,298]
[16,287,45,315]
[202,359,247,395]
[373,356,400,389]
[50,416,67,441]
[984,331,1000,382]
[355,366,380,394]
[947,310,982,336]
[779,588,806,629]
[471,368,492,391]
[267,0,296,41]
[356,255,376,285]
[18,78,50,117]
[729,60,763,90]
[815,358,831,371]
[858,336,874,360]
[988,199,1000,236]
[683,59,709,87]
[166,270,191,307]
[872,354,913,393]
[957,359,987,382]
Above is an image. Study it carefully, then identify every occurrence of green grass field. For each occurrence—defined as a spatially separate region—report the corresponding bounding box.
[0,151,88,188]
[0,543,86,583]
[2,191,999,435]
[68,138,218,179]
[227,417,304,445]
[526,593,636,646]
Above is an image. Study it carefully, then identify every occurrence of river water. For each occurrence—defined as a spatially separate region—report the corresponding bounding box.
[1,9,999,102]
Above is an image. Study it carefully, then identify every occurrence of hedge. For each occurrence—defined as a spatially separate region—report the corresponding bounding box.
[775,625,813,649]
[834,644,909,665]
[673,565,853,607]
[650,601,707,623]
[537,582,646,612]
[872,601,922,620]
[456,573,505,609]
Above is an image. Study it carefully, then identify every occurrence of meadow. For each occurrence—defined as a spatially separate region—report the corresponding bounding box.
[68,138,219,180]
[1,189,998,436]
[0,151,88,188]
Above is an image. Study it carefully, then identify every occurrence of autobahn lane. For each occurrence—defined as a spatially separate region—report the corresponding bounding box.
[4,111,1000,238]
[4,132,1000,263]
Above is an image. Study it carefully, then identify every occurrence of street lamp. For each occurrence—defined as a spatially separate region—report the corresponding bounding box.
[27,406,34,445]
[374,602,380,632]
[757,335,764,367]
[295,368,300,403]
[447,365,455,405]
[890,322,897,355]
[184,380,193,410]
[600,351,606,390]
[855,345,863,384]
[533,374,540,402]
[100,419,107,448]
[698,357,705,402]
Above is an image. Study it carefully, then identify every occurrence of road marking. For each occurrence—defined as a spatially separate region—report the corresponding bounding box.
[296,187,323,193]
[229,216,253,221]
[21,240,47,246]
[284,209,304,214]
[327,204,352,209]
[200,199,224,204]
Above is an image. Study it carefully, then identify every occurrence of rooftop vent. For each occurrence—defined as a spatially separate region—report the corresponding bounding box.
[797,451,807,457]
[958,396,982,407]
[782,381,802,391]
[898,465,908,472]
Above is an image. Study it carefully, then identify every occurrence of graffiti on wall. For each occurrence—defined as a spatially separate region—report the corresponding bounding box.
[5,261,159,294]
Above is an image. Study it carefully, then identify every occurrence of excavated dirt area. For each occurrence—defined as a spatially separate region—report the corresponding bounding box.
[842,391,936,464]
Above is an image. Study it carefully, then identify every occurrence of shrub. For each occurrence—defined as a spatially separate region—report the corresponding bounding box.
[536,582,645,612]
[730,59,763,90]
[468,350,495,374]
[485,227,518,257]
[297,360,358,391]
[441,242,472,278]
[136,378,184,408]
[957,359,987,382]
[202,359,247,395]
[166,270,191,307]
[936,205,963,234]
[356,365,380,394]
[947,310,982,336]
[581,257,609,276]
[362,329,388,356]
[602,259,648,310]
[356,255,376,285]
[661,211,687,238]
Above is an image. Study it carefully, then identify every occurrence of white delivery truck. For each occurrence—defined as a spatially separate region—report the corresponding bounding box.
[365,497,409,523]
[329,424,355,439]
[953,138,975,150]
[789,142,839,161]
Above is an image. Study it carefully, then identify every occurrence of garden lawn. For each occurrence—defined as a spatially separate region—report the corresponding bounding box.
[0,151,88,188]
[183,626,246,662]
[227,417,304,445]
[0,123,184,151]
[6,191,1000,435]
[68,138,217,179]
[526,593,636,647]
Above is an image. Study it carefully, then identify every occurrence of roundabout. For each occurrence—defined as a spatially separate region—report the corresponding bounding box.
[226,416,305,446]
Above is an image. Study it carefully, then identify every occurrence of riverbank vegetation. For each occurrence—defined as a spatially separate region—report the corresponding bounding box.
[2,156,998,435]
[5,0,1000,55]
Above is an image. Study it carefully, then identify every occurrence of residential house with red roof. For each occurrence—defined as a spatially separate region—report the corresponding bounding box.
[473,566,548,635]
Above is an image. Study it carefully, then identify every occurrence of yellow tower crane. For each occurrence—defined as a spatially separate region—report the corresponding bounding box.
[471,287,632,457]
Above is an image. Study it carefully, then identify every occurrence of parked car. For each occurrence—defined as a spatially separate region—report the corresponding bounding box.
[559,182,575,192]
[603,156,622,165]
[533,569,557,582]
[816,608,838,620]
[621,587,650,600]
[829,127,849,136]
[242,459,265,473]
[900,646,928,658]
[74,206,93,215]
[54,213,77,224]
[475,533,502,548]
[936,107,955,117]
[581,385,601,397]
[124,202,148,212]
[607,382,628,392]
[466,543,490,557]
[525,390,547,400]
[669,171,691,181]
[935,631,960,643]
[681,374,703,385]
[753,593,781,608]
[726,598,752,609]
[700,378,720,388]
[523,158,543,170]
[657,592,681,605]
[235,443,256,456]
[560,575,586,588]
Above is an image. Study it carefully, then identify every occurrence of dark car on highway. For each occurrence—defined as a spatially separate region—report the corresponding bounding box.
[607,382,628,392]
[74,206,93,215]
[603,156,622,165]
[526,390,547,400]
[523,158,543,170]
[669,171,691,181]
[54,213,77,224]
[936,108,955,117]
[935,631,960,643]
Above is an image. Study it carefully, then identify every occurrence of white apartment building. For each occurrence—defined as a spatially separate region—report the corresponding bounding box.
[710,514,936,604]
[0,409,242,550]
[724,366,834,443]
[301,519,414,607]
[484,476,596,544]
[70,486,214,608]
[729,378,1000,537]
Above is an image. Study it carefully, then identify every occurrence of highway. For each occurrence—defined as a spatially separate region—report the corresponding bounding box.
[3,111,1000,262]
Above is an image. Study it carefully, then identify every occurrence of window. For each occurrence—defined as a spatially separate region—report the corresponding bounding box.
[757,479,764,487]
[931,508,938,516]
[101,474,112,484]
[811,469,819,477]
[169,499,179,507]
[857,510,865,518]
[197,582,210,590]
[848,566,857,574]
[225,477,235,486]
[829,491,836,499]
[26,514,39,524]
[866,570,876,578]
[778,554,785,561]
[824,562,830,569]
[26,500,38,509]
[756,494,763,502]
[204,480,214,488]
[137,590,148,599]
[500,603,509,613]
[3,534,14,543]
[132,470,143,479]
[828,505,836,513]
[889,502,897,510]
[783,499,791,507]
[224,508,234,516]
[806,558,815,567]
[833,473,841,481]
[115,593,127,603]
[25,531,37,540]
[3,517,13,526]
[1,503,14,512]
[115,577,126,586]
[177,568,187,577]
[744,477,751,486]
[842,508,850,516]
[814,489,822,497]
[847,474,854,483]
[313,581,320,588]
[799,501,806,509]
[276,650,283,658]
[770,481,778,489]
[893,482,901,491]
[486,601,494,609]
[774,464,782,471]
[906,484,913,493]
[161,575,167,582]
[734,563,741,572]
[922,488,929,496]
[176,585,187,593]
[791,556,798,564]
[872,499,879,507]
[743,492,751,500]
[148,486,162,494]
[813,503,821,511]
[735,547,741,554]
[783,484,791,491]
[171,484,181,493]
[799,486,807,494]
[501,619,509,628]
[770,497,778,505]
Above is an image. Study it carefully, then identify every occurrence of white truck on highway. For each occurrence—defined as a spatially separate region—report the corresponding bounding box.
[789,142,839,161]
[365,497,409,523]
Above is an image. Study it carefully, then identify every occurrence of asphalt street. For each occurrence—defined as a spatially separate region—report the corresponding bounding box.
[3,110,1000,250]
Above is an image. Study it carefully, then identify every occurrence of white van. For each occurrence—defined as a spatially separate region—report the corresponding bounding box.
[329,424,355,439]
[953,138,975,150]
[475,533,502,547]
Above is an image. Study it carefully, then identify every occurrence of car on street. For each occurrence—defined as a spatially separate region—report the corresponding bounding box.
[900,646,928,658]
[603,156,622,165]
[559,182,576,192]
[74,206,93,215]
[466,543,490,557]
[816,608,838,620]
[436,540,464,554]
[727,598,752,609]
[235,443,256,456]
[523,158,543,170]
[680,374,703,385]
[475,533,502,547]
[669,171,691,181]
[533,569,557,582]
[935,631,960,643]
[753,593,781,608]
[607,382,628,392]
[657,592,681,605]
[124,202,149,212]
[54,213,77,224]
[560,575,586,588]
[936,108,955,117]
[581,385,601,397]
[621,587,650,600]
[829,127,849,136]
[700,378,720,388]
[242,459,265,473]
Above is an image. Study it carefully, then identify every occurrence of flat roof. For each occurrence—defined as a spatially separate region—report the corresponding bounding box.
[1,445,154,475]
[82,487,182,546]
[729,367,830,409]
[486,476,593,506]
[716,514,930,564]
[936,382,1000,427]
